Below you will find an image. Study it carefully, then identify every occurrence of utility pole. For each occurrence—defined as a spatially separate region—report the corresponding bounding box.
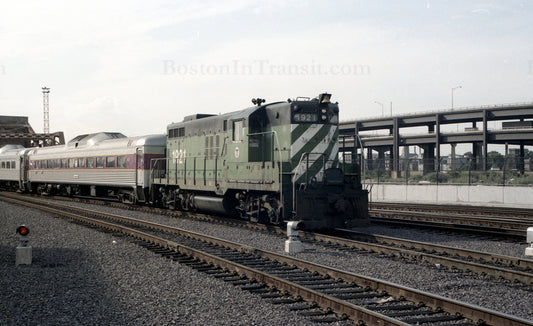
[451,85,461,109]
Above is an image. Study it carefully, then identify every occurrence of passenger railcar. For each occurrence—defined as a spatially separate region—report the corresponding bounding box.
[153,93,369,229]
[26,132,166,203]
[0,145,30,191]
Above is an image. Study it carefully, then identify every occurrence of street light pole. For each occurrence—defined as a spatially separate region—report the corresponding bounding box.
[374,101,384,116]
[451,86,462,109]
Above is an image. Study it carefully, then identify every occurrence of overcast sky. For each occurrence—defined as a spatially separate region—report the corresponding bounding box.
[1,0,532,144]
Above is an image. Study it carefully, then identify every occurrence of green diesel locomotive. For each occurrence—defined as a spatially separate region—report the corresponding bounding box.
[152,93,368,229]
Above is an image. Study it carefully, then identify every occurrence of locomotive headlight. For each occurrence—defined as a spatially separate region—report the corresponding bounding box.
[321,108,327,114]
[321,114,327,120]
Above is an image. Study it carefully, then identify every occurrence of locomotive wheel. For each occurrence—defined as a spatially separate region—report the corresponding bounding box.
[168,197,180,210]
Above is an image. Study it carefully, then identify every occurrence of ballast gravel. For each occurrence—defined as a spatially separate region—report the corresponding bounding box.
[0,202,340,326]
[2,199,533,324]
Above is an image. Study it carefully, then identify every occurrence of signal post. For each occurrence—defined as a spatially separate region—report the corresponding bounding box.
[16,225,32,265]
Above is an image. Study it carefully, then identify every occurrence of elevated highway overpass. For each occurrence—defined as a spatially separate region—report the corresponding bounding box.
[339,102,533,175]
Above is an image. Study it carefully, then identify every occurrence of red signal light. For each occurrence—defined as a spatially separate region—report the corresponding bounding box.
[17,225,29,236]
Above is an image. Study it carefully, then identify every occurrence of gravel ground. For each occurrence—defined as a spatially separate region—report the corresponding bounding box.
[3,199,533,324]
[0,202,346,326]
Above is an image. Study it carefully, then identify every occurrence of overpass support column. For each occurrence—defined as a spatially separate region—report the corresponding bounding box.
[391,117,400,178]
[377,148,386,173]
[482,109,488,171]
[520,143,525,175]
[435,114,441,172]
[421,144,435,175]
[366,147,373,170]
[473,143,484,170]
[450,144,456,170]
[403,146,410,178]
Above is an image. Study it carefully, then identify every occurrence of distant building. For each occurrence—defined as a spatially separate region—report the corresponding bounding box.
[0,115,64,147]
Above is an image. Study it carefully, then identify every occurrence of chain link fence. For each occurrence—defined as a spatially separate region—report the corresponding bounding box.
[360,155,533,186]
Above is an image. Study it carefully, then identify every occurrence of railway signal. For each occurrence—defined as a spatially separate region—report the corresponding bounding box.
[16,225,32,265]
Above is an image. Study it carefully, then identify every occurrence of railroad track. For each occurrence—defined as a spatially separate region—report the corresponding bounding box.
[2,192,532,325]
[306,229,533,286]
[5,191,533,285]
[5,192,533,285]
[371,202,533,219]
[369,205,533,240]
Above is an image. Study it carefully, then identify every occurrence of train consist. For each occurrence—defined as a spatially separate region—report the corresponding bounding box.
[0,94,368,229]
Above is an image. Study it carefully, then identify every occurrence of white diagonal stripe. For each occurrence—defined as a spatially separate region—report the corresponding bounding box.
[291,125,338,181]
[290,124,322,157]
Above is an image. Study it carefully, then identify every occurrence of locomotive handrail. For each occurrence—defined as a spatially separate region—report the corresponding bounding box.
[291,152,337,218]
[247,130,284,214]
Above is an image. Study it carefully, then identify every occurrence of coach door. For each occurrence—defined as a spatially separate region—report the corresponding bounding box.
[19,154,27,189]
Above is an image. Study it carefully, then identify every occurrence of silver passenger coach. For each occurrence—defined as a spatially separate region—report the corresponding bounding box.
[25,132,166,203]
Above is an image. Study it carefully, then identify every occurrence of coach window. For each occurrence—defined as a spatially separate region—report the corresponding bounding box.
[233,120,243,142]
[88,157,95,168]
[106,156,116,168]
[5,161,9,169]
[55,159,61,169]
[79,157,86,168]
[96,157,104,168]
[61,159,67,168]
[1,161,4,169]
[68,158,76,168]
[117,155,127,168]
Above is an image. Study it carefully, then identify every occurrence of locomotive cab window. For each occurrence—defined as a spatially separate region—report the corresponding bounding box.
[233,120,244,142]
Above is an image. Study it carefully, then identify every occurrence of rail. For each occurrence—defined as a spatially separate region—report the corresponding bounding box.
[1,192,531,326]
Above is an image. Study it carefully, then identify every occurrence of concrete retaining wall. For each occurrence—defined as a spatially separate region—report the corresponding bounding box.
[367,183,533,208]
